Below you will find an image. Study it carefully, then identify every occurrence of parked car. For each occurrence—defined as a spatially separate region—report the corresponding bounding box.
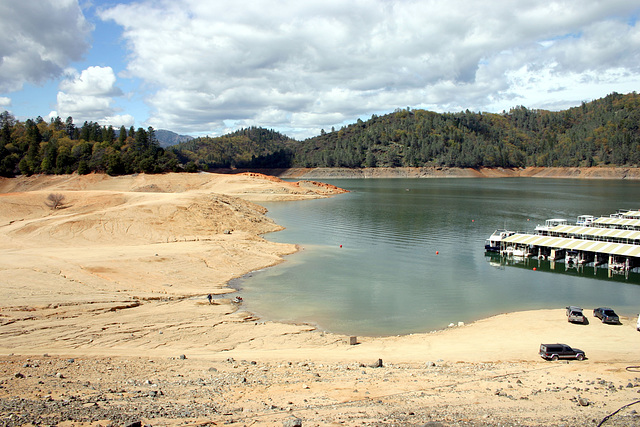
[593,307,620,324]
[566,306,585,324]
[539,343,586,361]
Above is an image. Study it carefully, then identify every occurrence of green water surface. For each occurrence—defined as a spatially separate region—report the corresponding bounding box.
[234,178,640,336]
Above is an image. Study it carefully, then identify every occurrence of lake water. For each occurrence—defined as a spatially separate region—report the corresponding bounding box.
[233,178,640,336]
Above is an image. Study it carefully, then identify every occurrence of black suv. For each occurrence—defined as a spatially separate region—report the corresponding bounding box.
[593,307,620,324]
[539,343,586,361]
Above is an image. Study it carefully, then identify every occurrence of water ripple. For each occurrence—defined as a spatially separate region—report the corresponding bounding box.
[240,179,640,336]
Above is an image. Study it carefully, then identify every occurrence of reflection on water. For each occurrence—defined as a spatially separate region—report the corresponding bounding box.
[484,251,640,283]
[234,178,640,336]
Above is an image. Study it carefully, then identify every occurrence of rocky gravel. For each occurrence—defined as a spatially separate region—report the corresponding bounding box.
[2,355,640,426]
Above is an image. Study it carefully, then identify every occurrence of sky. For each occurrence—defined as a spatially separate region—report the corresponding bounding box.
[1,0,639,140]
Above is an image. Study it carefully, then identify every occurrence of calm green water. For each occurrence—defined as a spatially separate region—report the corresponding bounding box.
[233,178,640,336]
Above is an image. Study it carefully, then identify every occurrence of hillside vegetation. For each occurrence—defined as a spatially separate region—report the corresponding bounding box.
[173,127,294,170]
[292,92,640,168]
[1,92,638,177]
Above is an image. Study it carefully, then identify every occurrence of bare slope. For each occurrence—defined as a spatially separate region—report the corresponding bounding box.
[1,172,639,426]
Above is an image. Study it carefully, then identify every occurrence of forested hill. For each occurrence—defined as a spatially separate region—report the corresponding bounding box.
[292,91,640,168]
[0,92,638,177]
[172,127,294,171]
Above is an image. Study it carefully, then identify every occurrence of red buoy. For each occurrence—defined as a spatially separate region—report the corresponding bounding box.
[436,251,439,255]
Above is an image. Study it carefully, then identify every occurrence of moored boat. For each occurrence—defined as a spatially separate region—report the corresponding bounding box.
[534,218,568,234]
[503,246,528,258]
[576,215,595,226]
[485,229,515,252]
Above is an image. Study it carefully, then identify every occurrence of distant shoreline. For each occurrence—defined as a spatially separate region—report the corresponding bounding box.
[233,166,640,180]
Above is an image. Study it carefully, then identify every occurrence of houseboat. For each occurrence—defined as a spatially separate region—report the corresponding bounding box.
[534,218,568,234]
[484,229,515,252]
[576,215,595,226]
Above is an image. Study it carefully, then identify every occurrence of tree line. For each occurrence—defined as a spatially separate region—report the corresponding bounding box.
[0,114,178,177]
[290,91,640,168]
[1,92,639,177]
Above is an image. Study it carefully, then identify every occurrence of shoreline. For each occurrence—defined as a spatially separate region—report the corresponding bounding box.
[1,306,639,363]
[2,172,640,425]
[1,171,638,353]
[234,165,640,180]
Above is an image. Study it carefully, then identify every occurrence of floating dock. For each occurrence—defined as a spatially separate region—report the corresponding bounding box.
[496,210,640,273]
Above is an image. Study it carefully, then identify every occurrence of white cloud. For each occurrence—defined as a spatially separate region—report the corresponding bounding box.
[99,114,135,129]
[547,20,640,74]
[0,97,11,108]
[100,0,640,138]
[59,66,123,97]
[0,0,91,92]
[54,66,126,123]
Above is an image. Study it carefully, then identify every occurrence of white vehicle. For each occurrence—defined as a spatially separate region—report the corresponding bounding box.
[637,314,640,332]
[566,306,585,324]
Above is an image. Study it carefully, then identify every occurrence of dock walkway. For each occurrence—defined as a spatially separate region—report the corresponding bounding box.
[497,209,640,271]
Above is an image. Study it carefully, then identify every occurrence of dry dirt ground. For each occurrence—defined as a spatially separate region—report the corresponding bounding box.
[273,166,640,180]
[1,172,639,427]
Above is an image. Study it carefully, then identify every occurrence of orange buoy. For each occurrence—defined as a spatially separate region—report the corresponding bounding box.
[436,251,439,255]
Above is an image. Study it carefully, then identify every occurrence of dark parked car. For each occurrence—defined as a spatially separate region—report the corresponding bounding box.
[566,306,585,324]
[593,307,620,324]
[539,343,586,361]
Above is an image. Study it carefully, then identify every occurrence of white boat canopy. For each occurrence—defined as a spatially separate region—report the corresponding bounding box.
[621,210,640,219]
[594,217,640,228]
[548,225,640,242]
[501,233,640,257]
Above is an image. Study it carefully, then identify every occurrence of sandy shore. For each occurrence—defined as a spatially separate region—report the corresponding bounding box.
[1,172,639,426]
[268,166,640,180]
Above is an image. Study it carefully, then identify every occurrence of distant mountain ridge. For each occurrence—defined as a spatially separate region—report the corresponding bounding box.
[155,129,193,147]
